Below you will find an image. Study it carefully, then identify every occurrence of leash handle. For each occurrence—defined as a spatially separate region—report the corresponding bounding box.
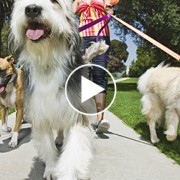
[111,15,180,61]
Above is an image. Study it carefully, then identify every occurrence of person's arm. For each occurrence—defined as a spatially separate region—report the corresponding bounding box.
[104,0,114,15]
[72,0,80,14]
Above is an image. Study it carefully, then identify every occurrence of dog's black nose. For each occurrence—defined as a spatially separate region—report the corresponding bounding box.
[25,4,42,18]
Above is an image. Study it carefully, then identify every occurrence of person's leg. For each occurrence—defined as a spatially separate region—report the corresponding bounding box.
[92,36,110,132]
[92,64,110,133]
[95,93,106,120]
[82,36,110,132]
[95,92,110,133]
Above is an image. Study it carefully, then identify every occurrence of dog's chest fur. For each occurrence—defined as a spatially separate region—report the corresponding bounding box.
[0,83,16,108]
[28,67,75,129]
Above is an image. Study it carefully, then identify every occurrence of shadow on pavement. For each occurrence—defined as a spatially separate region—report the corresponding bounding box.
[96,133,110,139]
[25,157,45,180]
[105,131,152,146]
[135,121,180,159]
[0,127,32,153]
[95,129,152,146]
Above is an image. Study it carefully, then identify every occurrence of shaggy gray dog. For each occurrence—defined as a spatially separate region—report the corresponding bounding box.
[9,0,108,179]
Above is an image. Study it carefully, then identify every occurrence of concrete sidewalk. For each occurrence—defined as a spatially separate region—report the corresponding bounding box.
[108,77,130,85]
[0,112,180,180]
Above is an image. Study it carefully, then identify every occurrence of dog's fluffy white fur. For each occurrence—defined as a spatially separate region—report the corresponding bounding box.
[8,0,108,179]
[138,64,180,143]
[83,40,109,63]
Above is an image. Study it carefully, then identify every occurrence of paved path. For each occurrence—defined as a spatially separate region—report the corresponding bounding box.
[0,112,180,180]
[108,77,130,85]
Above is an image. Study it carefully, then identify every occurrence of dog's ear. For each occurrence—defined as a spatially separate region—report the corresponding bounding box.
[5,55,15,64]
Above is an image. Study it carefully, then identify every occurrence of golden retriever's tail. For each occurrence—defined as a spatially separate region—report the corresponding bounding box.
[157,61,170,68]
[137,62,170,94]
[137,67,155,94]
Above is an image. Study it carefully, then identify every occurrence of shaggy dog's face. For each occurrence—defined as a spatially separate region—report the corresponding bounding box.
[11,0,77,47]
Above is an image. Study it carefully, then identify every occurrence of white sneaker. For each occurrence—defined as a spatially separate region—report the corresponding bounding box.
[96,119,110,133]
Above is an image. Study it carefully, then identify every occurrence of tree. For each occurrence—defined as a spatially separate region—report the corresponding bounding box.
[107,39,128,73]
[110,39,128,62]
[0,0,14,56]
[1,23,10,57]
[113,0,180,64]
[129,46,158,77]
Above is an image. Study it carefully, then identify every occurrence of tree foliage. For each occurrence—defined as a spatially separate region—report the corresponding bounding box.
[107,39,128,73]
[110,39,128,62]
[1,23,10,57]
[113,0,180,64]
[0,0,14,56]
[129,46,158,77]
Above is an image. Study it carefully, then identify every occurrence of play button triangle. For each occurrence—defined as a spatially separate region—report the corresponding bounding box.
[81,76,104,103]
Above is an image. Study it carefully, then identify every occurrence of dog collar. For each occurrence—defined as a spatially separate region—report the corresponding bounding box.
[14,63,21,69]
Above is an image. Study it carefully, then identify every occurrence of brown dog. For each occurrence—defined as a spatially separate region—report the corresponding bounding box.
[0,55,23,147]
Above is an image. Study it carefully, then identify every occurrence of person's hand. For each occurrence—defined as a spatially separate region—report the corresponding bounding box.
[104,4,114,14]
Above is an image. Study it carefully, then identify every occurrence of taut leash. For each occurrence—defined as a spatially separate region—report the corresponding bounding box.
[110,14,180,61]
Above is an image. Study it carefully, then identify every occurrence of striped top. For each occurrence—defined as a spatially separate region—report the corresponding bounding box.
[77,0,110,37]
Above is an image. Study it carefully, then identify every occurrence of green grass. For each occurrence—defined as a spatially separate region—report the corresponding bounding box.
[0,108,15,119]
[107,78,180,165]
[8,108,15,114]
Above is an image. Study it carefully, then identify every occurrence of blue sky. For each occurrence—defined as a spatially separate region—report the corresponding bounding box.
[110,27,137,66]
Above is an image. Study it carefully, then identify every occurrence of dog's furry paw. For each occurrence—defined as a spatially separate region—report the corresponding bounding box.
[166,135,176,141]
[43,167,55,180]
[164,131,177,141]
[8,140,18,148]
[8,132,18,148]
[151,137,160,144]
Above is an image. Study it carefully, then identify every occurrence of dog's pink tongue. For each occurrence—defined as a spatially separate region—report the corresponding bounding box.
[26,29,45,40]
[0,86,5,93]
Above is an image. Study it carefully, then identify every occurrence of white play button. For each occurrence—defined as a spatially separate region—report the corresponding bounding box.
[65,64,116,115]
[81,76,104,103]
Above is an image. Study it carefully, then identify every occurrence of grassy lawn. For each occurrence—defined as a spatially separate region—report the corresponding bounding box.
[107,78,180,165]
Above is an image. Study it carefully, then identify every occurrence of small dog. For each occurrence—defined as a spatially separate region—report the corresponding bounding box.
[0,55,23,147]
[138,64,180,143]
[9,0,108,179]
